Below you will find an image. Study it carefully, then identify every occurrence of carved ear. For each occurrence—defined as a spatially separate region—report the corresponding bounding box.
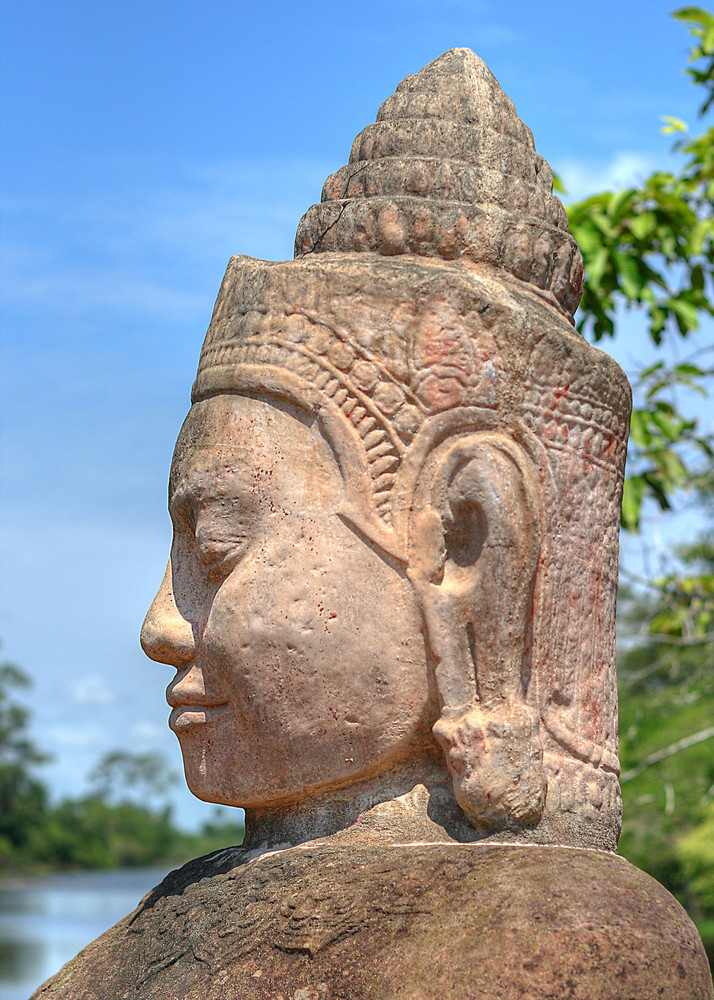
[407,433,545,830]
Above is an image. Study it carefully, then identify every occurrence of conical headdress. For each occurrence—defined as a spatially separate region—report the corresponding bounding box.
[295,48,583,319]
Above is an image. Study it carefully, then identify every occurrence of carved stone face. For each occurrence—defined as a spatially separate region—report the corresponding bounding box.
[139,45,630,848]
[141,394,434,808]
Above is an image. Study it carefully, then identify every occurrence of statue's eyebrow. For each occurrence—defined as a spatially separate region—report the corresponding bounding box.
[168,479,206,523]
[169,469,254,522]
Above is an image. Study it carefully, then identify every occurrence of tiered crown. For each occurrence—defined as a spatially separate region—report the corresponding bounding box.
[295,48,583,319]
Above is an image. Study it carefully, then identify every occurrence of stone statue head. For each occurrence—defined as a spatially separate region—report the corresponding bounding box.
[141,49,631,851]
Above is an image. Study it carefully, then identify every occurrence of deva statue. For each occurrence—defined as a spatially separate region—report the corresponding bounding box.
[35,49,713,1000]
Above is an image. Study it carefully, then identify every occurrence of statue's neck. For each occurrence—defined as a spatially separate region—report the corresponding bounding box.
[241,763,483,853]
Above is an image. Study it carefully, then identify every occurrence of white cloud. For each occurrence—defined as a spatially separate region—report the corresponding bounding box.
[45,724,106,750]
[129,721,167,743]
[70,674,117,706]
[555,151,659,201]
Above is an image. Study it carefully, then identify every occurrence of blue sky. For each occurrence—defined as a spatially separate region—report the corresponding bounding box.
[1,0,711,829]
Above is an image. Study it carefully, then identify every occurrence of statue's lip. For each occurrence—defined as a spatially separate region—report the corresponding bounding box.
[166,692,228,708]
[169,703,229,732]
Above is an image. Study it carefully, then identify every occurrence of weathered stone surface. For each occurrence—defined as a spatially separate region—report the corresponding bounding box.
[33,844,713,999]
[139,49,629,848]
[151,245,628,850]
[295,49,583,318]
[43,45,713,998]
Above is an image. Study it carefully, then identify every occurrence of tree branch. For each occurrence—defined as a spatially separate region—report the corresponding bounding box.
[621,726,714,783]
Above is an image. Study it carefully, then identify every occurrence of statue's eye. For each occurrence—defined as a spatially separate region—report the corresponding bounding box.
[196,535,246,580]
[194,505,251,581]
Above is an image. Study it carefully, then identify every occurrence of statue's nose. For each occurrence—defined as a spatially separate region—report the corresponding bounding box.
[140,560,195,667]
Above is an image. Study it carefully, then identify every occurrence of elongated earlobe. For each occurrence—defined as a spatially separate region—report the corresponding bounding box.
[407,433,545,830]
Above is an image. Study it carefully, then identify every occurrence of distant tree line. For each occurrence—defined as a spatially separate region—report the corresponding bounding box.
[2,1,712,974]
[0,659,243,872]
[564,6,714,968]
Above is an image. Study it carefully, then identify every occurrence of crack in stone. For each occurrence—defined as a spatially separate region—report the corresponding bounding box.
[340,161,370,199]
[309,201,349,253]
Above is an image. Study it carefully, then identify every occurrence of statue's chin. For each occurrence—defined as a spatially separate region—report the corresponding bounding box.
[177,738,348,811]
[181,762,311,812]
[181,759,274,810]
[178,732,438,816]
[175,732,250,808]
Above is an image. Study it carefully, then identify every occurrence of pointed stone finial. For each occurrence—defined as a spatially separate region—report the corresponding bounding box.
[295,48,583,319]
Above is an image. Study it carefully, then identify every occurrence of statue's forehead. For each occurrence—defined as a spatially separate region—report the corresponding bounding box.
[169,394,343,509]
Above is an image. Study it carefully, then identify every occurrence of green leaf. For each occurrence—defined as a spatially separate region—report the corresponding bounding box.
[569,220,602,255]
[608,188,636,222]
[674,361,707,377]
[630,409,652,447]
[642,471,673,511]
[590,211,617,239]
[690,263,706,291]
[670,297,701,332]
[689,218,713,255]
[552,172,567,195]
[621,476,646,532]
[648,609,686,635]
[585,247,610,288]
[673,5,714,22]
[650,411,682,442]
[662,116,689,135]
[656,449,689,487]
[613,251,647,299]
[629,212,657,240]
[641,361,665,377]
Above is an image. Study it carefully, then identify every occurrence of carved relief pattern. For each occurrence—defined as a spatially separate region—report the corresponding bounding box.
[127,847,440,990]
[521,379,625,826]
[295,49,584,319]
[543,754,622,830]
[198,309,423,521]
[190,47,631,842]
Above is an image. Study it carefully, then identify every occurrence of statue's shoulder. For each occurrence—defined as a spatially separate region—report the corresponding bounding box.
[32,843,712,999]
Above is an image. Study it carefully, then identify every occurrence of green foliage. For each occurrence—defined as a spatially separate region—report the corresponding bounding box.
[25,797,244,871]
[565,10,714,968]
[23,796,244,870]
[677,800,714,912]
[0,661,48,772]
[567,179,714,345]
[0,660,244,873]
[0,659,50,856]
[625,528,714,645]
[618,632,714,957]
[184,810,246,859]
[621,360,714,531]
[674,6,714,114]
[566,6,714,532]
[25,797,180,870]
[617,527,714,963]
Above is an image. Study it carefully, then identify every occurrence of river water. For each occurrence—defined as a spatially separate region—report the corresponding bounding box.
[0,867,169,1000]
